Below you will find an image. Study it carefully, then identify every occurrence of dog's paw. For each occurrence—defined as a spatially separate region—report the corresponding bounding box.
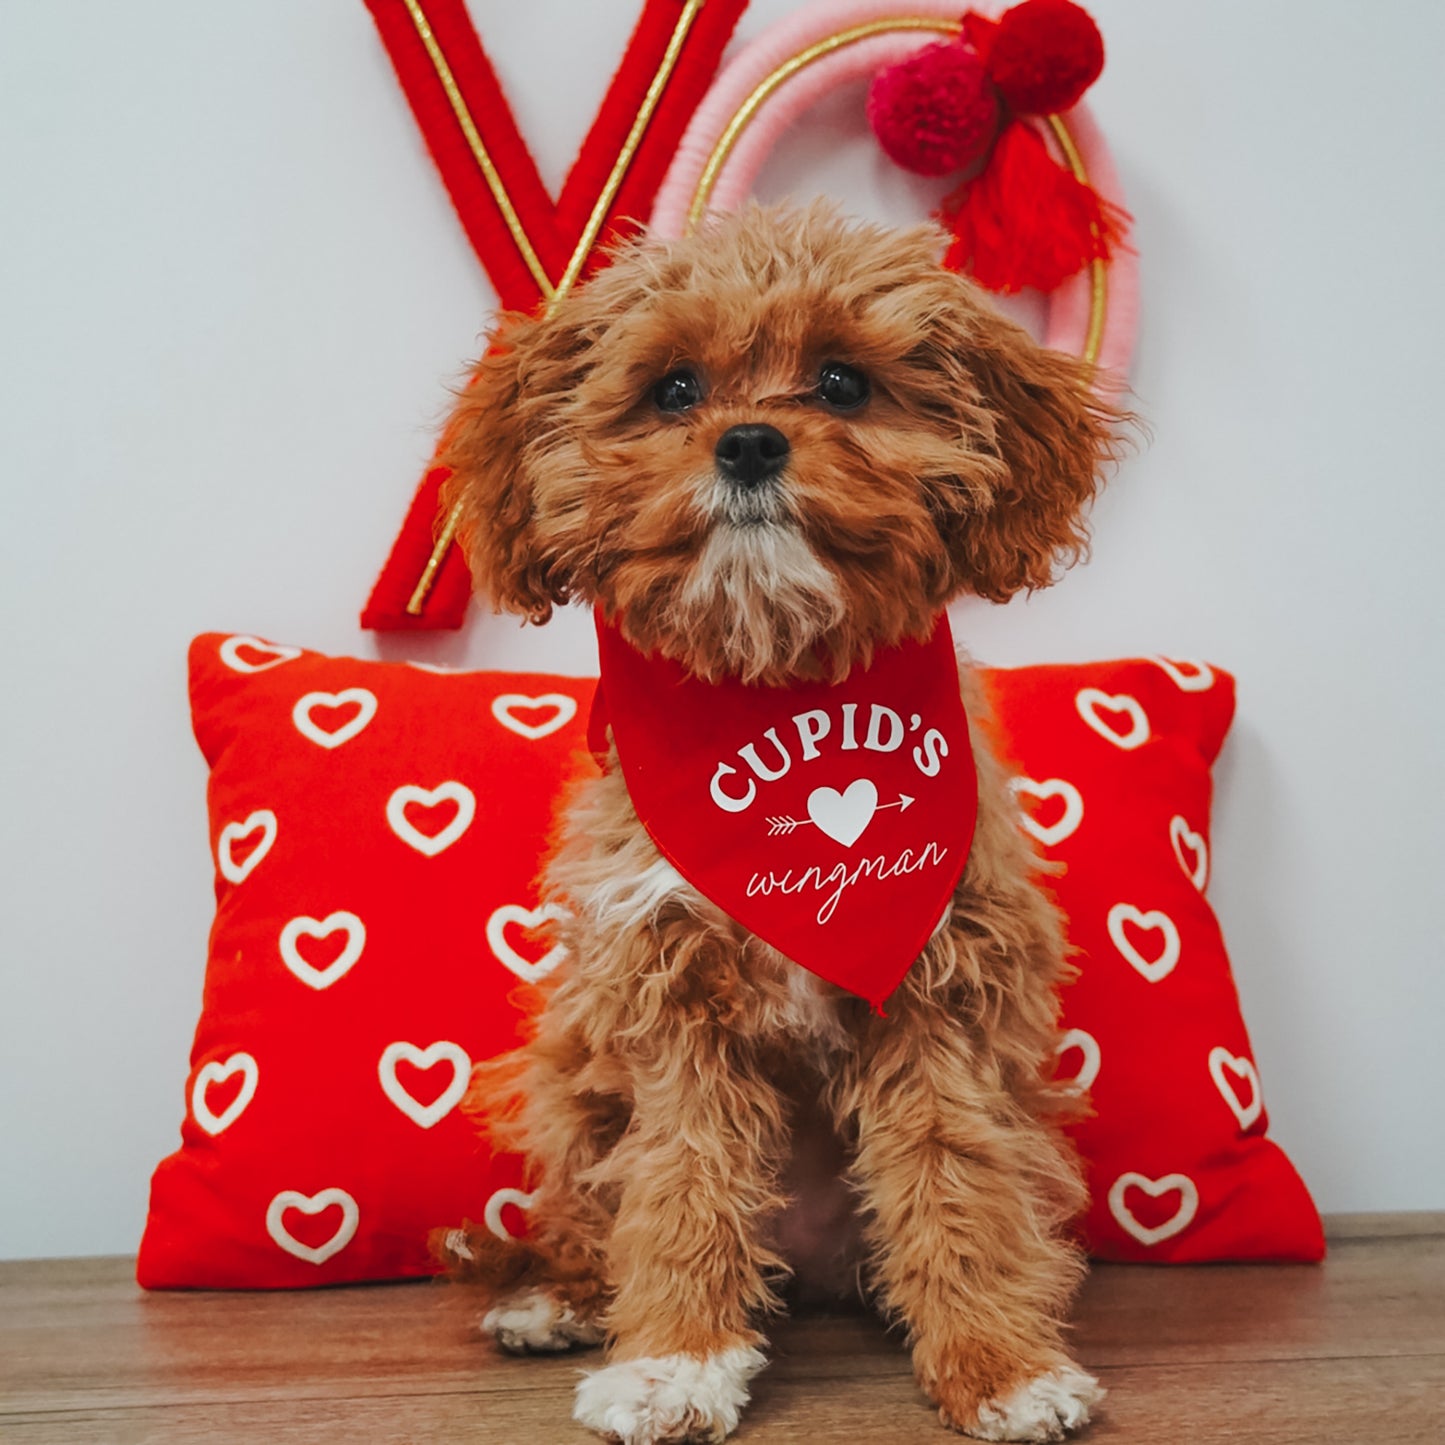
[480,1288,605,1354]
[573,1345,766,1444]
[951,1365,1104,1442]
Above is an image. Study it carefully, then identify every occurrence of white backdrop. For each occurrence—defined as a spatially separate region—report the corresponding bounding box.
[2,0,1442,1260]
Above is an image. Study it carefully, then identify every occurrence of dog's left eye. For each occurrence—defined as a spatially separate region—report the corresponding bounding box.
[816,362,870,411]
[652,369,705,413]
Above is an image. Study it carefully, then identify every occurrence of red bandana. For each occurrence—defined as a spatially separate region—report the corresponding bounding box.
[589,612,978,1007]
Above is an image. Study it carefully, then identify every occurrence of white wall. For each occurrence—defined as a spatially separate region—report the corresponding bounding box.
[2,0,1442,1259]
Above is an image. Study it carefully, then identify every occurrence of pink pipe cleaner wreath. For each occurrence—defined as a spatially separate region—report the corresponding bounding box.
[650,0,1138,390]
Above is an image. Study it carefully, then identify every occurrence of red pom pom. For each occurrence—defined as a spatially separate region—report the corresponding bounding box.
[867,40,1000,177]
[987,0,1105,115]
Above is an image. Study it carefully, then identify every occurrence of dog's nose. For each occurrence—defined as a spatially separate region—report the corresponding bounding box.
[714,424,790,488]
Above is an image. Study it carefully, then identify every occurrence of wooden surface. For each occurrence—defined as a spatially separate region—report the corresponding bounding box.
[3,1215,1443,1444]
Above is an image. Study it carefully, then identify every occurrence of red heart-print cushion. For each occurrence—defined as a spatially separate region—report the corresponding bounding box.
[138,639,1321,1288]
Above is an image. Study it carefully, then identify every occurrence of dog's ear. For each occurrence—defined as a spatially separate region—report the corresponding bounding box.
[920,277,1126,603]
[438,314,572,623]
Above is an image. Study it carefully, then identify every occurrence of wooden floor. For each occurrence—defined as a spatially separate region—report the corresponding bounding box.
[3,1216,1442,1444]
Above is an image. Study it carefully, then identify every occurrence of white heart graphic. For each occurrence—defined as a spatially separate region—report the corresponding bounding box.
[491,692,579,741]
[1010,778,1084,847]
[1170,815,1209,891]
[487,903,570,983]
[1208,1047,1263,1130]
[291,689,378,749]
[279,911,366,989]
[191,1052,259,1136]
[218,635,302,673]
[266,1188,359,1265]
[807,779,879,848]
[1108,1172,1199,1247]
[1076,689,1150,750]
[378,1040,471,1129]
[484,1186,538,1242]
[1150,657,1215,692]
[1054,1029,1101,1097]
[217,810,277,884]
[385,782,476,857]
[1107,904,1180,983]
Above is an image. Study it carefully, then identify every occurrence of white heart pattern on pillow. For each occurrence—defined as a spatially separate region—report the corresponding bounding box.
[1010,777,1084,847]
[279,912,366,990]
[1107,1172,1199,1247]
[217,810,277,884]
[265,1188,359,1265]
[486,903,570,983]
[191,1052,259,1136]
[291,689,378,749]
[1107,904,1180,983]
[1149,656,1215,692]
[377,1040,471,1129]
[1054,1028,1102,1096]
[1075,688,1151,750]
[218,635,302,674]
[484,1186,538,1242]
[491,692,579,740]
[386,782,476,857]
[1208,1046,1263,1130]
[1170,815,1209,890]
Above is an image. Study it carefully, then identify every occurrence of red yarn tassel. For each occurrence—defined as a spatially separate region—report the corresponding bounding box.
[940,119,1127,294]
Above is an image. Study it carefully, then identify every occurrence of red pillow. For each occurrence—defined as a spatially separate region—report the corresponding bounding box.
[139,636,1321,1288]
[138,635,597,1288]
[984,657,1323,1262]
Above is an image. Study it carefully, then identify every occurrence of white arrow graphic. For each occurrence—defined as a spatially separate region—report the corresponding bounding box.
[767,792,914,838]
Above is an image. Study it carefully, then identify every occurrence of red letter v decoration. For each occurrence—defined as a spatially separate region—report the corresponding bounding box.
[359,0,748,630]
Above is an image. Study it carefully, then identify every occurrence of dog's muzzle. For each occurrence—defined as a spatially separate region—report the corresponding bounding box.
[715,424,789,490]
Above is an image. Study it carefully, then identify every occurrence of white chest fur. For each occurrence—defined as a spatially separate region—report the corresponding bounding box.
[776,962,850,1053]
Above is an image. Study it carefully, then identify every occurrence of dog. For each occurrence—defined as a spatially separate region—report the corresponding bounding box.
[434,203,1125,1444]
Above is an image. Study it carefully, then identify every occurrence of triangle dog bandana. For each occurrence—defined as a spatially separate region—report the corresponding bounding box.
[590,612,979,1008]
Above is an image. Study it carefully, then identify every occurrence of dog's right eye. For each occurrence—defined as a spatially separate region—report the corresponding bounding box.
[652,369,705,414]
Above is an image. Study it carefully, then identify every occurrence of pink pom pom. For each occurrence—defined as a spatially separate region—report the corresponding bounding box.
[867,40,1000,178]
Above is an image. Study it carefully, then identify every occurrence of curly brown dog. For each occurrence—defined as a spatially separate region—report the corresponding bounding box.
[435,203,1125,1444]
